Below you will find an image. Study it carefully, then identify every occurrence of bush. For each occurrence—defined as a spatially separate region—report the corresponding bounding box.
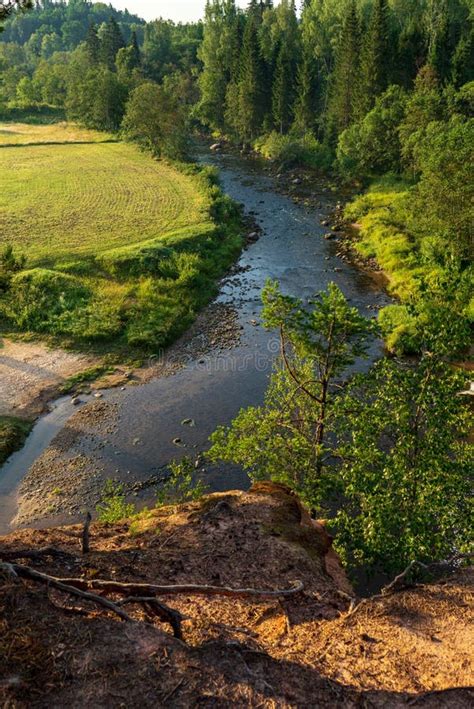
[0,244,26,292]
[254,131,332,170]
[337,85,407,179]
[0,416,33,466]
[3,268,90,331]
[96,480,136,523]
[156,457,208,507]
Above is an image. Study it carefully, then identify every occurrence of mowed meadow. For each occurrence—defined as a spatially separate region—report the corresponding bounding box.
[0,123,242,352]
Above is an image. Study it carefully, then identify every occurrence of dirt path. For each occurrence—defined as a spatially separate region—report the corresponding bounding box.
[0,338,99,419]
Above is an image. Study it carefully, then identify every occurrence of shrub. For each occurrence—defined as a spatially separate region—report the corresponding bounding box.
[337,85,407,179]
[156,457,208,507]
[3,268,90,331]
[0,244,26,292]
[255,131,332,170]
[96,480,136,523]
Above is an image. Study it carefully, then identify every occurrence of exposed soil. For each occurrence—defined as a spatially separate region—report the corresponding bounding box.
[1,483,472,707]
[0,338,99,419]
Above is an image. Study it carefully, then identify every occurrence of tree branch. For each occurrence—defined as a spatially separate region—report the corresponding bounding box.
[39,575,305,599]
[2,562,133,622]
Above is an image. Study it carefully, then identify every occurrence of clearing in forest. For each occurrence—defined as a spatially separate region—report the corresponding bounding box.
[0,129,208,265]
[0,122,241,351]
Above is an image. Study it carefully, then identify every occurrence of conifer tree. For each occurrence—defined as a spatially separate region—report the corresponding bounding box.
[234,0,266,143]
[358,0,391,117]
[451,28,474,88]
[293,42,317,133]
[272,0,299,133]
[326,0,360,138]
[272,40,294,133]
[100,17,125,71]
[85,23,100,65]
[128,29,141,69]
[198,0,239,132]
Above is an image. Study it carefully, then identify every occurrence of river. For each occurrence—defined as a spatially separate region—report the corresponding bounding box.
[0,148,391,534]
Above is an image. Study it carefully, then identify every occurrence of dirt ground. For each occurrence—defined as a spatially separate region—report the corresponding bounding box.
[0,338,99,419]
[1,483,472,707]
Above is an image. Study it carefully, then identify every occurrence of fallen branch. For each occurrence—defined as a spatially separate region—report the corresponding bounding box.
[118,596,185,639]
[2,562,133,623]
[50,576,305,599]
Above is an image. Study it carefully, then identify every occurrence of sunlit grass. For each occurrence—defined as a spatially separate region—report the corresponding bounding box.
[0,121,115,145]
[0,140,209,266]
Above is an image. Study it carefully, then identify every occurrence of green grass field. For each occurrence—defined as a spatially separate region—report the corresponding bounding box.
[0,139,209,265]
[0,123,242,353]
[0,121,114,146]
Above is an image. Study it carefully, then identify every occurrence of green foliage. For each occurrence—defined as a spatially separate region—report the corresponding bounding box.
[333,356,473,572]
[156,457,208,507]
[337,85,407,178]
[398,65,446,173]
[255,131,332,170]
[408,117,474,263]
[326,0,361,138]
[0,415,32,466]
[0,1,32,24]
[357,0,391,117]
[209,281,375,507]
[0,244,26,292]
[121,80,189,160]
[211,281,473,575]
[197,0,240,133]
[59,365,113,394]
[3,268,90,332]
[96,480,136,523]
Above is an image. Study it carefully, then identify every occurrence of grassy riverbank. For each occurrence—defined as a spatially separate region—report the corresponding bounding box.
[0,123,242,354]
[0,416,33,467]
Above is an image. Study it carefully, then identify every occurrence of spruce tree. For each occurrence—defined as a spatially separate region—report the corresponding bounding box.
[326,0,360,138]
[100,17,125,71]
[451,28,474,88]
[272,40,294,133]
[358,0,391,117]
[261,0,298,133]
[85,23,100,66]
[128,29,141,69]
[198,0,239,132]
[235,0,266,143]
[293,43,317,133]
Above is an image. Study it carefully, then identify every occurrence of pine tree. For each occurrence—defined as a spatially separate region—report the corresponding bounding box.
[85,23,100,66]
[358,0,391,117]
[100,17,125,71]
[326,0,360,138]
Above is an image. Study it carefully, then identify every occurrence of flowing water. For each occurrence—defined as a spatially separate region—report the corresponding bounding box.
[0,148,391,534]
